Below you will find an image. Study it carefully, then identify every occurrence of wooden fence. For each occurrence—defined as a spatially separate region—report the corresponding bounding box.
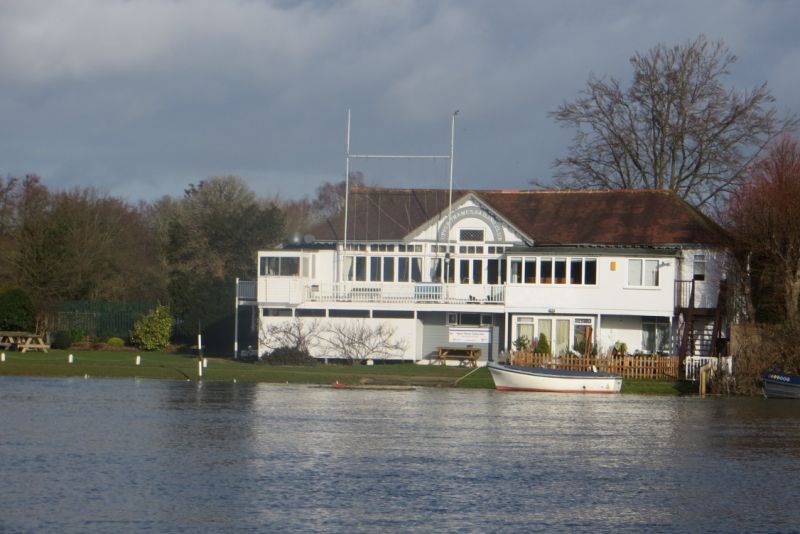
[509,352,680,380]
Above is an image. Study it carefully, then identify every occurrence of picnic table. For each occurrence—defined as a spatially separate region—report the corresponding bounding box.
[435,346,480,368]
[0,331,50,352]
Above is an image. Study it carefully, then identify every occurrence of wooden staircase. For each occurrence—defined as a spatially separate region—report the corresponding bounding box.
[676,279,727,376]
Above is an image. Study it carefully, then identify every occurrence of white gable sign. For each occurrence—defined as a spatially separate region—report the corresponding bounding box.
[437,206,506,242]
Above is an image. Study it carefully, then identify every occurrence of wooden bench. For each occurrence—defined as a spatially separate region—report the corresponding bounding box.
[436,346,480,368]
[0,331,50,353]
[19,342,49,353]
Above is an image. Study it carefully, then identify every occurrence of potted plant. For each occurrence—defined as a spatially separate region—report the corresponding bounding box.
[513,335,530,351]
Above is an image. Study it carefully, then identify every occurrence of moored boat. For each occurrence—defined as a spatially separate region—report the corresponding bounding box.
[487,362,622,393]
[762,370,800,399]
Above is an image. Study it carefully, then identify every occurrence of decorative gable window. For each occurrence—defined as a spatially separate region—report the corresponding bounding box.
[459,229,484,242]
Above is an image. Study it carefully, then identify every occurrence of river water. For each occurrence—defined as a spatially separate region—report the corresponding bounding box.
[1,376,799,533]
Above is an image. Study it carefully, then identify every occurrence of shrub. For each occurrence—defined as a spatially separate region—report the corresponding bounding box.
[535,333,551,355]
[69,328,85,343]
[52,330,74,350]
[0,288,35,331]
[262,346,317,366]
[513,335,530,351]
[106,336,125,347]
[130,305,173,351]
[727,323,800,395]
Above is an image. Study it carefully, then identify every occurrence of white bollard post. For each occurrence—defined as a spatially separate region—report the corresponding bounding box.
[197,360,203,378]
[68,354,74,364]
[135,355,141,366]
[203,357,208,368]
[1,352,5,363]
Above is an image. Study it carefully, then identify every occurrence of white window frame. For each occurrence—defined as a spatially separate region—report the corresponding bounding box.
[693,254,706,282]
[627,258,660,288]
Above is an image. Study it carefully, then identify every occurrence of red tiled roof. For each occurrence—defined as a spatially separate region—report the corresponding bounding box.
[308,185,729,246]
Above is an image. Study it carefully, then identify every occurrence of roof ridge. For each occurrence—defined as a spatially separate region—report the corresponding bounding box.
[351,184,681,196]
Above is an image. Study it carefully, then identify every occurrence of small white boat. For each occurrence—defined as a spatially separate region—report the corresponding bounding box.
[487,362,622,393]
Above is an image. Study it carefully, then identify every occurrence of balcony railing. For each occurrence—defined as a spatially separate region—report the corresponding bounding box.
[675,279,719,310]
[237,280,257,301]
[307,282,505,305]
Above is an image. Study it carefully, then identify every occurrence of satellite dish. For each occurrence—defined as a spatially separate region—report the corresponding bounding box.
[290,233,302,245]
[303,234,315,244]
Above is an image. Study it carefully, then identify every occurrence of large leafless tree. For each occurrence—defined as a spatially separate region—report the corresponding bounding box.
[550,35,796,208]
[727,136,800,327]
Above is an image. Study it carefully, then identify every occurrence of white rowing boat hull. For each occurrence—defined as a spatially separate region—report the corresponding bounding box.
[487,363,622,394]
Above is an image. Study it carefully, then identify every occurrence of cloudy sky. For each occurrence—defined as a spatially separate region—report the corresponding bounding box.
[1,0,798,202]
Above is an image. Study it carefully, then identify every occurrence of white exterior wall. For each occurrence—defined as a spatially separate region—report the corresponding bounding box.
[598,315,645,354]
[677,247,728,308]
[314,250,337,286]
[504,256,675,316]
[260,315,418,361]
[254,196,727,358]
[257,249,336,304]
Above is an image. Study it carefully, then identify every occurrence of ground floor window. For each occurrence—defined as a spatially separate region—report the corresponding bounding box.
[448,312,493,326]
[642,317,670,354]
[514,315,594,355]
[573,318,593,355]
[263,308,293,317]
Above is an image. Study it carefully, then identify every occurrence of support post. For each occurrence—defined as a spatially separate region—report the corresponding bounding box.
[234,277,240,359]
[445,110,458,292]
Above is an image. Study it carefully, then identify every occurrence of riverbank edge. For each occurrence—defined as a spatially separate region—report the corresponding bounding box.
[0,350,692,395]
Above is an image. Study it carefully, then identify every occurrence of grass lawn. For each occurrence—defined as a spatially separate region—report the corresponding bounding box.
[622,378,696,395]
[0,350,471,387]
[0,350,693,394]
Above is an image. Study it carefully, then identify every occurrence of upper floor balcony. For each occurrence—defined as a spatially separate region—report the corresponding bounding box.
[260,278,505,306]
[236,280,257,301]
[674,279,722,312]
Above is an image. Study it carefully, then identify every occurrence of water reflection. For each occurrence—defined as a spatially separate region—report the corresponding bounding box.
[2,376,800,533]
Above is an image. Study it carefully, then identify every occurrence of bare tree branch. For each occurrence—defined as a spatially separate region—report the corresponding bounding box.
[727,136,800,326]
[549,35,798,209]
[321,320,407,362]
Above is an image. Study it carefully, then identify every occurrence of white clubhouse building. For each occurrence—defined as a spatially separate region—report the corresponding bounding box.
[255,185,729,363]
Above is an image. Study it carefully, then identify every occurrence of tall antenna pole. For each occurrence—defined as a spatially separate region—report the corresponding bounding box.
[342,110,453,285]
[446,110,459,284]
[344,108,352,252]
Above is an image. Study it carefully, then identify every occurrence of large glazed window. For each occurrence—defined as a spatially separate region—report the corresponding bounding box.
[370,257,381,282]
[345,256,367,281]
[584,259,597,285]
[628,259,659,287]
[628,259,642,286]
[524,258,537,284]
[540,258,553,284]
[554,258,567,284]
[260,256,300,276]
[510,259,522,284]
[644,259,659,286]
[383,257,395,282]
[642,318,670,353]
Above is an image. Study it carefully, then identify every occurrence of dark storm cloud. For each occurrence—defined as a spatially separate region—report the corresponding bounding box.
[0,0,798,201]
